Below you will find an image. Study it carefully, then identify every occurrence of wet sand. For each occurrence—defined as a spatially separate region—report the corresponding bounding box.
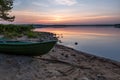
[0,44,120,80]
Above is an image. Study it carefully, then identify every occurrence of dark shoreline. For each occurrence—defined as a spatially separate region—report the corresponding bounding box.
[33,24,116,28]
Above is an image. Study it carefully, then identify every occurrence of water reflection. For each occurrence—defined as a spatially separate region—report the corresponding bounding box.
[34,27,120,61]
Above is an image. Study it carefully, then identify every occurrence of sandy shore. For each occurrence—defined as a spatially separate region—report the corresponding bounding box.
[0,44,120,80]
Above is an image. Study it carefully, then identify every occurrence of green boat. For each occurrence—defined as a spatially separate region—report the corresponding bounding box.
[0,40,57,56]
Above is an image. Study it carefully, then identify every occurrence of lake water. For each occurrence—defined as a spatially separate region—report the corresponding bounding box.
[35,26,120,61]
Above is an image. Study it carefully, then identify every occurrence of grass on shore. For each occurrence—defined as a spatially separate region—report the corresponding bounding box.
[0,24,39,38]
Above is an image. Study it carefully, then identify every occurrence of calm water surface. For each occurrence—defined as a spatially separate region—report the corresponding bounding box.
[35,26,120,61]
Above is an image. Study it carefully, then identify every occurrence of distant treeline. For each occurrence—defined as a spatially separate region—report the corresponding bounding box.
[33,24,118,28]
[115,24,120,28]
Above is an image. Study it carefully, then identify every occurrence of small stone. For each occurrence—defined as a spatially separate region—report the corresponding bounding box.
[52,49,55,52]
[82,77,89,80]
[65,54,69,58]
[75,42,78,45]
[71,54,76,57]
[78,77,89,80]
[61,53,64,56]
[74,78,78,80]
[96,74,106,80]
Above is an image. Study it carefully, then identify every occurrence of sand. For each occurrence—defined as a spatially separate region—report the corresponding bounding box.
[0,45,120,80]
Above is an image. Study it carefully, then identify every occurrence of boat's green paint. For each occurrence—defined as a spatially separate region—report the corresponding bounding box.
[0,40,57,56]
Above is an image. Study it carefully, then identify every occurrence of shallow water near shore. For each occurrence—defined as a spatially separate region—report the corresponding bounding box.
[34,26,120,61]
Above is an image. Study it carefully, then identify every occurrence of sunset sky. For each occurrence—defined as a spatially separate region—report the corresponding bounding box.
[1,0,120,24]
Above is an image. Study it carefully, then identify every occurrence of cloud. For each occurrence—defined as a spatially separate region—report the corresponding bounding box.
[13,0,21,6]
[55,0,77,6]
[32,2,49,7]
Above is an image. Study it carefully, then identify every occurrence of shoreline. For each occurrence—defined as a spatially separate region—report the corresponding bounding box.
[58,45,120,67]
[0,44,120,80]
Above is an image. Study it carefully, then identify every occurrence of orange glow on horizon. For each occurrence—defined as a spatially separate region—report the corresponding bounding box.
[11,10,120,24]
[53,16,62,22]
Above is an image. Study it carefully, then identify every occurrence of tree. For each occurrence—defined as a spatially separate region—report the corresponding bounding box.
[0,0,15,22]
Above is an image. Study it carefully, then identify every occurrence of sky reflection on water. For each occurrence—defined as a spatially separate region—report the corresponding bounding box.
[35,27,120,61]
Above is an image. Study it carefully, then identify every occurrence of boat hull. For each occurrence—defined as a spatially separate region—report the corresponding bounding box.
[0,41,57,56]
